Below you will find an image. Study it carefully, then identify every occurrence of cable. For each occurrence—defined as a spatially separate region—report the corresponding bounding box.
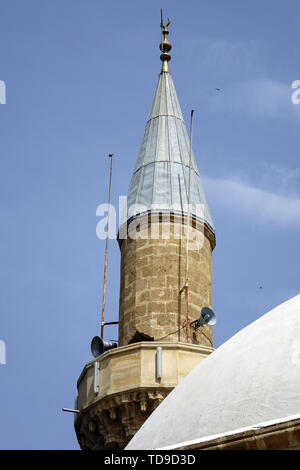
[154,320,212,346]
[154,324,186,342]
[193,326,213,346]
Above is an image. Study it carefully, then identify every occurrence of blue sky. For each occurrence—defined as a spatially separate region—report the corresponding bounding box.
[0,0,300,449]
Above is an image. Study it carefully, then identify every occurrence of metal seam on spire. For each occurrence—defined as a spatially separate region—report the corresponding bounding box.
[174,114,189,203]
[132,160,203,175]
[148,113,183,120]
[157,71,165,161]
[152,81,164,205]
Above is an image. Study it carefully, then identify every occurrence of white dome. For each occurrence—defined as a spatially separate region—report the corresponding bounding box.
[126,294,300,450]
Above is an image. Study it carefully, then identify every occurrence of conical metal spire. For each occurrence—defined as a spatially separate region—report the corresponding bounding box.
[124,20,214,233]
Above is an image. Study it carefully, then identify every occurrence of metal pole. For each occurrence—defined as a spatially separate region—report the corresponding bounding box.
[160,8,164,42]
[102,321,119,326]
[185,110,194,343]
[156,347,162,380]
[62,408,79,414]
[101,154,114,339]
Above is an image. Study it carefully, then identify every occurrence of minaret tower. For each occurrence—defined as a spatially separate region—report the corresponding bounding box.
[75,17,216,450]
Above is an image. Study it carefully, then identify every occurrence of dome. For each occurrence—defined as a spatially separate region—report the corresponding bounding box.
[126,294,300,450]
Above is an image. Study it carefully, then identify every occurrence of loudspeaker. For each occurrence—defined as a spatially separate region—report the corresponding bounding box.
[91,336,118,358]
[196,307,216,327]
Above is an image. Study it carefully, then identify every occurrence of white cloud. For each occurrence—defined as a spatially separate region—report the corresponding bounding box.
[210,78,296,120]
[259,163,300,195]
[203,176,300,227]
[183,36,300,122]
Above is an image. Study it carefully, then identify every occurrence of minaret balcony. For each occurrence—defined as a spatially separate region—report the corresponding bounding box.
[75,341,213,449]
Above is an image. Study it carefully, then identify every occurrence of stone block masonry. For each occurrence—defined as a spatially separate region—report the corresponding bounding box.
[118,213,215,347]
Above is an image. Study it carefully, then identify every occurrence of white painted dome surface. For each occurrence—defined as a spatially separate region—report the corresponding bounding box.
[126,295,300,450]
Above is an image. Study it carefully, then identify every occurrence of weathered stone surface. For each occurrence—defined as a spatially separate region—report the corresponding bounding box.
[75,388,170,450]
[118,215,215,346]
[75,342,213,450]
[168,417,300,450]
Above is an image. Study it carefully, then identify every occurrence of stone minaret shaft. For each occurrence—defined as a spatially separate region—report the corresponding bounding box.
[118,217,215,346]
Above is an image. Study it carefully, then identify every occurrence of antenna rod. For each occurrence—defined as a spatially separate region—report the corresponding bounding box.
[185,110,194,343]
[101,154,114,339]
[160,9,164,46]
[62,408,79,414]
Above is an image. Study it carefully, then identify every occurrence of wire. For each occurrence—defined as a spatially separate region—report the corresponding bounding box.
[193,326,213,346]
[155,324,212,346]
[154,324,186,342]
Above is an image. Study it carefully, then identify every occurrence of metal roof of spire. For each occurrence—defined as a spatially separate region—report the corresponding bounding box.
[125,18,214,233]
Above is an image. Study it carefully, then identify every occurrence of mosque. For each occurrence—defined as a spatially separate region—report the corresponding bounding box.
[73,18,300,450]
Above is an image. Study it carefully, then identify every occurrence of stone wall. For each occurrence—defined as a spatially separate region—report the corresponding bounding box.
[118,213,215,347]
[75,341,213,449]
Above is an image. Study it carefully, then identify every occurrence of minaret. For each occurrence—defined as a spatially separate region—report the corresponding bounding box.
[75,18,216,450]
[118,18,215,348]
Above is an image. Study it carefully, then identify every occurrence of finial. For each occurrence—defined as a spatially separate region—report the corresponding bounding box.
[160,9,172,73]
